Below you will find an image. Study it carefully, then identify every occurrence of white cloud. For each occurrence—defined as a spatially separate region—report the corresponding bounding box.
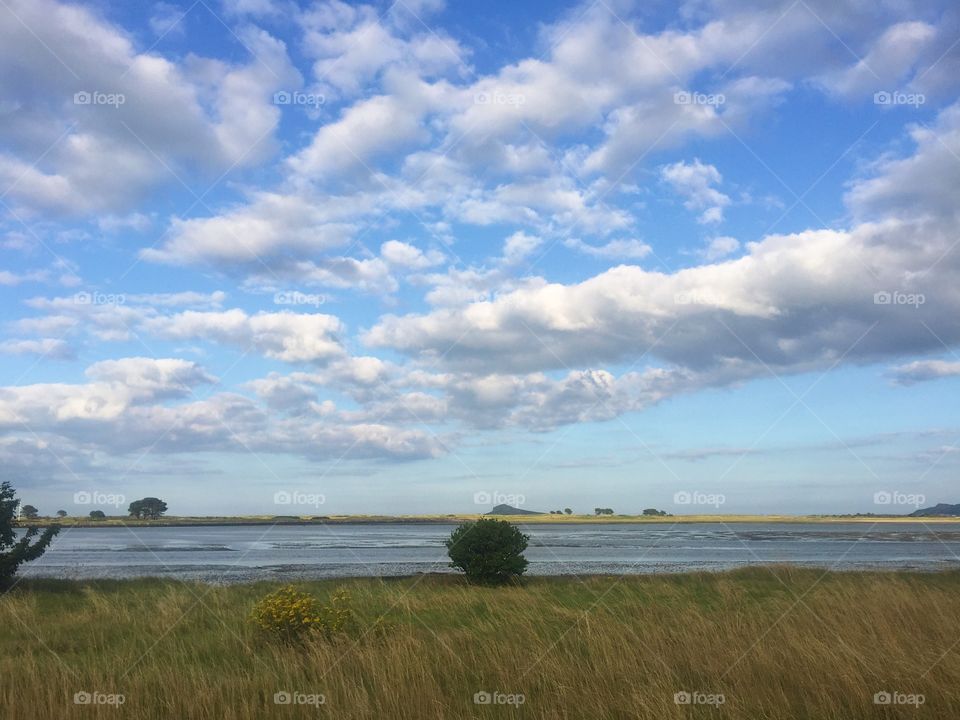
[0,0,298,215]
[564,238,652,260]
[502,231,543,265]
[699,236,740,261]
[142,310,345,363]
[0,338,74,360]
[890,360,960,385]
[661,158,731,224]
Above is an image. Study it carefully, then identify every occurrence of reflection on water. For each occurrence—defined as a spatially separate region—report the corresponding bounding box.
[18,523,960,583]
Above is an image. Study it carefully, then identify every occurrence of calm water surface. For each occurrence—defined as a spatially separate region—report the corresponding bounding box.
[19,522,960,583]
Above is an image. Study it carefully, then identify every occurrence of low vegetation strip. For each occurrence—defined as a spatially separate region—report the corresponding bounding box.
[2,568,959,719]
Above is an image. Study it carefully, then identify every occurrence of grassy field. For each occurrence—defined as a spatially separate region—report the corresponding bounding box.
[3,568,960,718]
[21,512,960,528]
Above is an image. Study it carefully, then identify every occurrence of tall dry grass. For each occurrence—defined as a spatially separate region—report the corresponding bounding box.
[2,568,959,718]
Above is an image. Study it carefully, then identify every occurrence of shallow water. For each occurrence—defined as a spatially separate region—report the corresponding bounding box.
[18,522,960,583]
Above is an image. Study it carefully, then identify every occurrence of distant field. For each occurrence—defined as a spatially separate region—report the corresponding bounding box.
[3,569,960,718]
[19,512,960,528]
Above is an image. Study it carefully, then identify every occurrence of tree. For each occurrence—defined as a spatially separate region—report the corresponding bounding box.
[643,508,667,516]
[55,510,67,518]
[128,497,168,520]
[446,518,529,585]
[1,481,59,587]
[563,508,573,515]
[20,504,38,519]
[594,508,614,515]
[89,510,106,520]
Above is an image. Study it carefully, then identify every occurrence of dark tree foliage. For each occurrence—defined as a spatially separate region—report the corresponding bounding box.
[20,504,38,519]
[0,482,59,587]
[446,518,529,585]
[89,510,106,520]
[128,497,168,519]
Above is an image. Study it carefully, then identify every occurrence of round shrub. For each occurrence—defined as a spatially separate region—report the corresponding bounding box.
[446,518,529,585]
[249,586,356,642]
[250,585,321,642]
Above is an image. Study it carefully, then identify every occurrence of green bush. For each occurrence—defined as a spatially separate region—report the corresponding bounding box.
[446,518,529,585]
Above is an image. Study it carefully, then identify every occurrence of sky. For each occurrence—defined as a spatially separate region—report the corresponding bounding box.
[1,0,959,517]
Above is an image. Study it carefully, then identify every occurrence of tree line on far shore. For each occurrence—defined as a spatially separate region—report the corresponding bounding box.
[14,498,169,521]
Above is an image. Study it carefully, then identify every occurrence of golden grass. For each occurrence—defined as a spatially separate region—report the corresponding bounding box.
[2,569,960,718]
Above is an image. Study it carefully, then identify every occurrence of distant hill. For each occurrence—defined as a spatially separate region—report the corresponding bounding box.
[486,504,544,516]
[910,503,960,517]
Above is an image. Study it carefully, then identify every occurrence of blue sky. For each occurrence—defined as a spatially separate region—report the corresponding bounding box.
[1,0,959,516]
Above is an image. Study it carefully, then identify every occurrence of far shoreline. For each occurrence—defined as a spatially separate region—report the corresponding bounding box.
[17,513,960,529]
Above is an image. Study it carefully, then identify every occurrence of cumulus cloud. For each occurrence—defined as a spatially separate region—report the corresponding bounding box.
[699,236,741,261]
[0,0,298,215]
[366,101,960,402]
[889,360,960,385]
[564,237,652,260]
[0,338,74,360]
[142,310,345,363]
[661,159,731,224]
[0,356,444,465]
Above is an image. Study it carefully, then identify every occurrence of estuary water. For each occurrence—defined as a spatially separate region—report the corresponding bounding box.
[18,522,960,583]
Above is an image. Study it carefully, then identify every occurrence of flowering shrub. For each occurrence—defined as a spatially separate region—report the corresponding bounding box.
[314,589,356,638]
[250,585,356,642]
